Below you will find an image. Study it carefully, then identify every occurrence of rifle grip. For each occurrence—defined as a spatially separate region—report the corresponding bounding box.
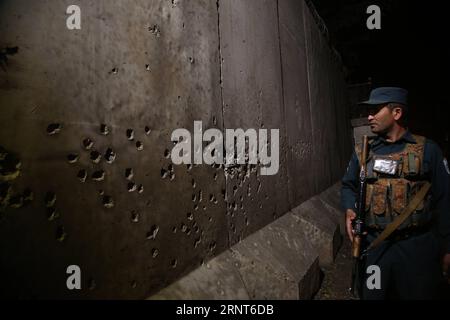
[352,236,361,258]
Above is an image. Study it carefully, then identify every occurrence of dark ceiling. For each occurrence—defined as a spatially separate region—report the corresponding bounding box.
[309,0,450,149]
[310,0,449,90]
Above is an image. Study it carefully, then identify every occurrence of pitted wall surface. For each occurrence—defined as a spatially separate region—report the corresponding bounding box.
[0,0,351,299]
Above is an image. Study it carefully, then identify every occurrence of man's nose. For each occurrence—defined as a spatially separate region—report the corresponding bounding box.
[368,114,374,121]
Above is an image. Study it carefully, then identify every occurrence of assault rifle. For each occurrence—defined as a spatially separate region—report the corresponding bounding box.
[350,135,369,298]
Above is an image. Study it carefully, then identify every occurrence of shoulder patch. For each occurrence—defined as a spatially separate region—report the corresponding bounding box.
[444,158,450,175]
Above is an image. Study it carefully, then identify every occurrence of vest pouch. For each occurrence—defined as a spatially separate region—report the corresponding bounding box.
[391,179,408,215]
[404,153,421,178]
[371,182,388,216]
[365,184,373,211]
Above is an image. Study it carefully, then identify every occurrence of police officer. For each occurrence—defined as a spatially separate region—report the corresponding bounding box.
[341,87,450,299]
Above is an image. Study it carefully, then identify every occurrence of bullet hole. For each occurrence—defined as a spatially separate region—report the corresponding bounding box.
[99,190,104,196]
[187,212,194,221]
[186,228,191,236]
[209,194,214,202]
[131,280,137,289]
[191,179,196,188]
[145,126,151,135]
[209,241,216,251]
[221,189,226,198]
[88,278,96,290]
[213,173,218,181]
[102,195,114,208]
[167,164,175,180]
[164,149,170,158]
[171,259,177,268]
[47,123,62,135]
[100,124,109,135]
[92,170,105,182]
[257,182,262,193]
[146,225,159,240]
[44,192,56,207]
[161,168,168,179]
[148,24,161,37]
[181,223,187,233]
[127,182,137,192]
[104,148,116,164]
[208,216,212,222]
[188,57,195,64]
[47,207,59,221]
[126,129,134,141]
[239,195,243,202]
[194,225,199,233]
[67,154,79,164]
[146,200,151,207]
[131,211,139,223]
[137,184,144,193]
[145,64,151,71]
[240,203,244,209]
[83,138,94,150]
[152,248,159,258]
[110,67,119,74]
[125,168,134,180]
[198,190,203,202]
[259,204,263,209]
[194,238,201,248]
[136,141,144,151]
[56,226,66,242]
[192,194,196,202]
[187,164,192,171]
[245,218,249,226]
[76,169,87,183]
[212,116,217,126]
[233,186,237,194]
[172,226,177,233]
[90,151,101,164]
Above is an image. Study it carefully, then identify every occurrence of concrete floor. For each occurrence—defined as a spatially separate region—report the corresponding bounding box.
[314,236,355,300]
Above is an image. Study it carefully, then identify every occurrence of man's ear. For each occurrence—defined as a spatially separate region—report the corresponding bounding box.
[392,107,403,121]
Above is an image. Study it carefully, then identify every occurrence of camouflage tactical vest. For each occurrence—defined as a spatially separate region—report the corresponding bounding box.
[355,134,432,230]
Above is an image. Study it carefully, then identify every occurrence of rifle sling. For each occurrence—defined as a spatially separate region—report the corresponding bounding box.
[367,181,431,250]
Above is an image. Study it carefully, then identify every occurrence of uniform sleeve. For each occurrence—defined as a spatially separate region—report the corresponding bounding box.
[426,141,450,253]
[340,150,360,212]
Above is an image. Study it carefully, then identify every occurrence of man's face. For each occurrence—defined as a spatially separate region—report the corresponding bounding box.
[367,104,396,134]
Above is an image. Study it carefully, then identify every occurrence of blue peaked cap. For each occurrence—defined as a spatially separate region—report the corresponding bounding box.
[359,87,408,106]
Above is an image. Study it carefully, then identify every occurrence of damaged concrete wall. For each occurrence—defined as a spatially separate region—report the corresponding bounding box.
[0,0,351,299]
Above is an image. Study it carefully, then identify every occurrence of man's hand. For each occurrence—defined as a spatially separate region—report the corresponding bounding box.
[346,209,356,243]
[442,253,450,284]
